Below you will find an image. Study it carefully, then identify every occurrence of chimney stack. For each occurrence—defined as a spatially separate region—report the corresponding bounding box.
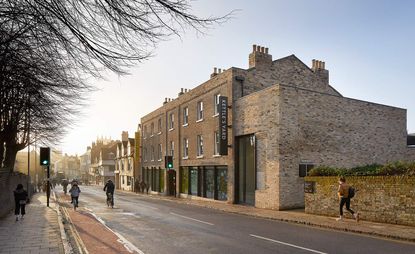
[178,88,184,96]
[163,97,168,105]
[311,59,329,84]
[249,44,272,70]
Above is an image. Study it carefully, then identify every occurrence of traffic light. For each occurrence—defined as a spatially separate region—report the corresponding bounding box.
[40,147,50,166]
[165,155,173,169]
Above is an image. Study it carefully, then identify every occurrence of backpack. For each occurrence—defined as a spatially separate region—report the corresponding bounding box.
[348,186,356,199]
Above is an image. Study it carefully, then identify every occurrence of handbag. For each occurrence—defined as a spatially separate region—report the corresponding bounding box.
[19,200,27,205]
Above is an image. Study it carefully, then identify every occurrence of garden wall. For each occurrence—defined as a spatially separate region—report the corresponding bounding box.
[304,176,415,226]
[0,172,32,218]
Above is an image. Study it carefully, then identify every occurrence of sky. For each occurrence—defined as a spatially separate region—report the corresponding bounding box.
[61,0,415,155]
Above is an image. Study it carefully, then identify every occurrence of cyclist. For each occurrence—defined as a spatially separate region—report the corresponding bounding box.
[103,179,115,208]
[62,179,69,195]
[69,182,81,210]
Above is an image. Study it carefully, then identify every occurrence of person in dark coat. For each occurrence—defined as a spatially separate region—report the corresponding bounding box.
[14,184,28,221]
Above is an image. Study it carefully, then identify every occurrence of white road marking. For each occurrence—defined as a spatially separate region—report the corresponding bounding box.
[250,234,328,254]
[170,212,214,226]
[88,212,145,254]
[135,203,159,210]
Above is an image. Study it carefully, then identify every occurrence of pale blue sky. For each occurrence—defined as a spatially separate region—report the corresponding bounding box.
[62,0,415,154]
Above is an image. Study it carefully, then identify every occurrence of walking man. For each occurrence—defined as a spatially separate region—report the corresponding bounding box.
[336,177,359,222]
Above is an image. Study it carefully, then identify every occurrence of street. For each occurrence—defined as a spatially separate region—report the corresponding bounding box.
[63,185,414,254]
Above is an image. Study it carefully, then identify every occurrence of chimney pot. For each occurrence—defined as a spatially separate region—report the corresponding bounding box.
[322,62,325,69]
[252,44,256,52]
[265,48,269,54]
[256,45,261,52]
[218,68,222,73]
[260,47,265,53]
[214,67,217,74]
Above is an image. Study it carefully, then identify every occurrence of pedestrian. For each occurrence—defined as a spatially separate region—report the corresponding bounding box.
[134,178,140,193]
[69,182,81,207]
[14,184,28,221]
[336,176,359,222]
[139,180,146,194]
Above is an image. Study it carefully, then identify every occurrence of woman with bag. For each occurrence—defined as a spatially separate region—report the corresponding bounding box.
[14,184,28,221]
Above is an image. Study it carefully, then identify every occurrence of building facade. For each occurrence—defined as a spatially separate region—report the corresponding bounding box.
[115,131,136,191]
[141,45,415,210]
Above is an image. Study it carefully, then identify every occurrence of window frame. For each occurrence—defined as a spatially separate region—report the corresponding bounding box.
[183,138,189,159]
[214,93,221,116]
[183,106,189,126]
[196,101,204,121]
[197,135,204,157]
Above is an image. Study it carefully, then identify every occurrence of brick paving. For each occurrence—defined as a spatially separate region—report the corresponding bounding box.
[0,193,64,254]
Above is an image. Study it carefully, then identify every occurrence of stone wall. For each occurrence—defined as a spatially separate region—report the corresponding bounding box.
[0,173,32,218]
[304,176,415,226]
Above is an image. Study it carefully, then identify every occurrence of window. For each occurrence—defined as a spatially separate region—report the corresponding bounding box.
[180,167,189,194]
[197,101,204,121]
[158,118,162,133]
[151,122,154,136]
[170,141,174,157]
[169,113,174,130]
[158,144,162,161]
[190,167,199,195]
[214,131,220,155]
[143,125,147,138]
[216,167,228,200]
[122,175,125,184]
[204,167,214,199]
[143,148,147,162]
[197,135,204,157]
[183,138,189,158]
[299,163,314,177]
[183,106,189,125]
[128,158,132,171]
[214,93,221,115]
[151,146,155,161]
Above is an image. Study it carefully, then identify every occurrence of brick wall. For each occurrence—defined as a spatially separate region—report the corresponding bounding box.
[304,176,415,226]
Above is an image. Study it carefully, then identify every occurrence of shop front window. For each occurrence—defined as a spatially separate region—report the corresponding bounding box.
[190,167,198,195]
[216,167,228,201]
[204,167,214,199]
[180,167,189,194]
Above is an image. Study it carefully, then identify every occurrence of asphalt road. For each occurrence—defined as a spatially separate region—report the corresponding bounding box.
[67,185,414,254]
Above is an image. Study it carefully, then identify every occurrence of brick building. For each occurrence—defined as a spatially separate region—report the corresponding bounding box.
[141,45,415,210]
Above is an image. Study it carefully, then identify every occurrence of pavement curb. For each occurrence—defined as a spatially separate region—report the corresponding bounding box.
[52,191,74,254]
[116,188,415,243]
[54,192,90,254]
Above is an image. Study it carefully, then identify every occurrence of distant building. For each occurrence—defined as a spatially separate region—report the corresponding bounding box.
[141,44,415,210]
[114,131,136,191]
[79,147,91,184]
[89,137,115,185]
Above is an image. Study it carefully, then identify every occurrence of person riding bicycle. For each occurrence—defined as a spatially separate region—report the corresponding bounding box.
[103,179,115,207]
[69,182,81,208]
[62,179,69,194]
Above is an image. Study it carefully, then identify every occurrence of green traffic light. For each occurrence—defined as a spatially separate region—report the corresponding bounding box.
[168,163,173,168]
[42,160,48,165]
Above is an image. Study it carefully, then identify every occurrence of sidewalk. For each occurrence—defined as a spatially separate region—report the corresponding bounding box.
[0,193,65,254]
[120,189,415,243]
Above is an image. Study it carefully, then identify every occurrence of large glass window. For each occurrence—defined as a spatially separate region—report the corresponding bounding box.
[204,167,214,199]
[183,107,188,125]
[183,138,189,158]
[197,101,204,121]
[197,135,203,157]
[217,167,228,201]
[214,93,221,115]
[190,167,198,195]
[180,167,189,194]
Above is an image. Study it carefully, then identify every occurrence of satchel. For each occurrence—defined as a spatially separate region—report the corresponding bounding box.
[19,199,27,205]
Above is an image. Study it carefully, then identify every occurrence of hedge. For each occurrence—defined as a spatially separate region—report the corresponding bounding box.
[308,161,415,177]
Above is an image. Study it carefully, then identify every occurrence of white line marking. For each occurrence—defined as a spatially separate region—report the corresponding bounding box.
[136,203,159,210]
[170,212,214,226]
[250,234,328,254]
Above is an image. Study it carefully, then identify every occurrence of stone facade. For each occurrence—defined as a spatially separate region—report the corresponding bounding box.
[141,44,414,209]
[304,176,415,226]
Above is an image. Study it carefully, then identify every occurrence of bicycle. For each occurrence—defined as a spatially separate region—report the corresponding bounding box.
[106,192,114,208]
[72,196,78,211]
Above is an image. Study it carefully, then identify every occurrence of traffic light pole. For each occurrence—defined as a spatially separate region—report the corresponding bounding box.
[47,165,50,207]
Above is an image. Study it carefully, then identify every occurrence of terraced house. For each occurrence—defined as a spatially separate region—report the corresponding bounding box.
[114,131,136,191]
[140,45,415,210]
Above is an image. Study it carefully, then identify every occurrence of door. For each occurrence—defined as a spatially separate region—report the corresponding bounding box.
[236,135,256,205]
[168,170,176,196]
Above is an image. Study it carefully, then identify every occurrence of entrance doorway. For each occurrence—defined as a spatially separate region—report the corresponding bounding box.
[168,170,176,196]
[236,135,256,205]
